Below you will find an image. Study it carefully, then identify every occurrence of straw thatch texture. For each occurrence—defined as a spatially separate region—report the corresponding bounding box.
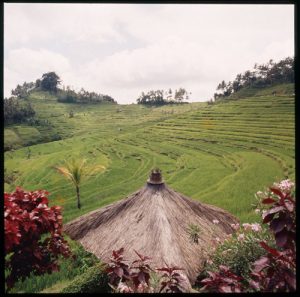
[64,183,238,283]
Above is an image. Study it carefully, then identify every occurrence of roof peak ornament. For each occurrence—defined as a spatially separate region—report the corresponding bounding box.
[147,168,164,185]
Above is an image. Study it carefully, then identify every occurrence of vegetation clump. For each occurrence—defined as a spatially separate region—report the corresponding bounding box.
[197,179,295,293]
[137,87,190,105]
[4,187,72,291]
[106,247,189,293]
[61,263,110,293]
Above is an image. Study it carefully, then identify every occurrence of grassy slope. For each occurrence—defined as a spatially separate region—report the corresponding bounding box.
[4,86,294,225]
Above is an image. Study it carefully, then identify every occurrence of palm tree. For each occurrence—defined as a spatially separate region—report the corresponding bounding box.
[55,158,105,209]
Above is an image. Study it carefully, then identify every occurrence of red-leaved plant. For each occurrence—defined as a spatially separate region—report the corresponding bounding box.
[106,248,187,293]
[157,263,186,293]
[200,265,243,293]
[250,184,296,292]
[106,248,153,293]
[5,187,71,290]
[199,179,296,293]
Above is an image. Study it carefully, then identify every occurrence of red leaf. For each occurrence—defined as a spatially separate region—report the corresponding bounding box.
[262,212,275,224]
[284,268,296,290]
[113,267,123,278]
[259,241,281,257]
[253,256,269,272]
[269,187,285,199]
[262,197,276,204]
[284,200,294,212]
[268,206,285,214]
[219,285,233,293]
[275,230,288,247]
[269,218,285,233]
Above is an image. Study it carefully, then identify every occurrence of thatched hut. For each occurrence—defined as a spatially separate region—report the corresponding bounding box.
[64,169,238,285]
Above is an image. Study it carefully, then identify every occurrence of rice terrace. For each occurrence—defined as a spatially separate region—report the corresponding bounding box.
[5,84,295,224]
[4,3,295,294]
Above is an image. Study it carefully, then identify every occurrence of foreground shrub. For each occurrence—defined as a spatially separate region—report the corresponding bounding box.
[198,179,296,293]
[200,223,272,283]
[10,240,100,293]
[61,263,110,293]
[5,187,71,291]
[250,181,296,292]
[106,248,189,293]
[200,265,243,293]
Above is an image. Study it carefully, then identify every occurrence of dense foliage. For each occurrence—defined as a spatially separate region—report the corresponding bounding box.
[198,179,296,293]
[199,222,272,282]
[10,242,100,293]
[4,97,35,125]
[4,187,71,291]
[57,86,116,104]
[137,88,189,105]
[214,57,294,100]
[40,72,61,93]
[106,248,188,293]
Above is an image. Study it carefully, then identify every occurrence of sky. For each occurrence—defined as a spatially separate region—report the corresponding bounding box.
[4,3,294,104]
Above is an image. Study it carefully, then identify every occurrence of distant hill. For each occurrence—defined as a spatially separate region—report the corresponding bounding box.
[4,89,117,151]
[213,57,294,102]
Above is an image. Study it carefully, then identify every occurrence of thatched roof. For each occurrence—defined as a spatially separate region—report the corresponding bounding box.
[64,169,238,285]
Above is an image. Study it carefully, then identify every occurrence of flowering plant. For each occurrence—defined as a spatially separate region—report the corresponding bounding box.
[198,179,295,293]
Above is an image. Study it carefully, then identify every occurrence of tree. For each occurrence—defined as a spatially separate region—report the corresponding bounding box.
[174,88,188,102]
[11,82,35,99]
[55,159,105,209]
[4,187,71,291]
[40,72,61,93]
[4,97,35,125]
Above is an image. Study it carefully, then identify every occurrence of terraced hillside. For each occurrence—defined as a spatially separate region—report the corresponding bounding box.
[4,92,294,223]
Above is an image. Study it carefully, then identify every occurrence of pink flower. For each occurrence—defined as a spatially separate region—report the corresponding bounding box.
[207,259,213,265]
[215,237,221,243]
[230,223,240,231]
[238,233,245,241]
[278,179,294,191]
[213,219,220,224]
[255,209,260,214]
[251,223,262,232]
[242,223,252,231]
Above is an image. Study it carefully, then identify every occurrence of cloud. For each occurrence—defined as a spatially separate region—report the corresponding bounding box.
[4,3,294,103]
[4,48,71,96]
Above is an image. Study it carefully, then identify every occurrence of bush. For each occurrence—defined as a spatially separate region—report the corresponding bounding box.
[201,224,272,282]
[5,187,71,291]
[197,179,295,293]
[61,263,110,293]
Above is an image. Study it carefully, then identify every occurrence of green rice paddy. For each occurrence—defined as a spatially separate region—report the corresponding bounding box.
[4,90,295,224]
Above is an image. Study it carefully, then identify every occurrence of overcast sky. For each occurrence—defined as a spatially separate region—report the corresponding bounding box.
[4,3,294,104]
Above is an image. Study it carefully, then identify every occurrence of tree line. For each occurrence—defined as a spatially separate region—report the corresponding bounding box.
[136,88,190,106]
[213,56,294,100]
[57,86,115,104]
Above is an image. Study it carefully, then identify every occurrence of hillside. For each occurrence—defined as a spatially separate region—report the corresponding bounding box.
[4,85,294,225]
